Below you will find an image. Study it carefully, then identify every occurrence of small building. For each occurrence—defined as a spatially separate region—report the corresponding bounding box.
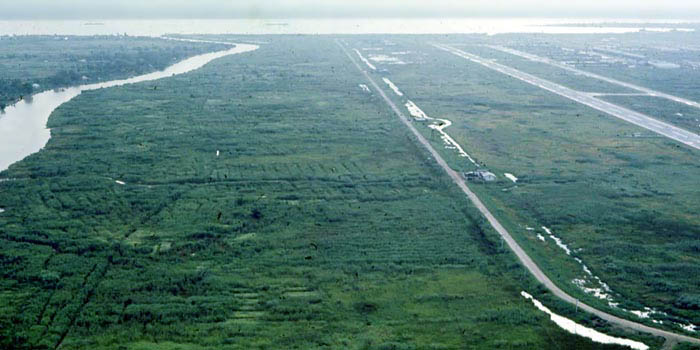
[464,169,497,182]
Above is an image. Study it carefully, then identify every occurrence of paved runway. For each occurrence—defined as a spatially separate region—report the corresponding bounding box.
[487,45,700,109]
[337,39,700,345]
[434,43,700,151]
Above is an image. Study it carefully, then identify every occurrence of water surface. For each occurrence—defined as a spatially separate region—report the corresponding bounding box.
[0,40,258,172]
[0,18,694,36]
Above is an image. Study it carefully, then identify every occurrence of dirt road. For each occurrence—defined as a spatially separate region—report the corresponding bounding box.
[336,39,700,347]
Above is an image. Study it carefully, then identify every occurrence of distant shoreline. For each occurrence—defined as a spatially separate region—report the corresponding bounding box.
[0,18,696,36]
[543,21,699,28]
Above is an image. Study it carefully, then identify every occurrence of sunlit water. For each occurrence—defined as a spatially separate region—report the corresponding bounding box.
[0,19,693,173]
[521,291,649,350]
[0,40,258,172]
[0,15,696,339]
[0,18,695,36]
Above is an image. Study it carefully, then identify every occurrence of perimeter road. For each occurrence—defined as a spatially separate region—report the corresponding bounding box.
[433,43,700,151]
[335,39,700,346]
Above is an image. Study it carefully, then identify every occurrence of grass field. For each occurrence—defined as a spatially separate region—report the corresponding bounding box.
[0,35,226,108]
[0,35,656,349]
[598,95,700,133]
[494,32,700,102]
[340,35,700,341]
[452,43,638,94]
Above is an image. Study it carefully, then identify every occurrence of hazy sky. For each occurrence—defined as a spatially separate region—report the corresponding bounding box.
[2,0,700,19]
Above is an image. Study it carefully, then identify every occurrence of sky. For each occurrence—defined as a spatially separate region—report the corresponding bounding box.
[1,0,700,19]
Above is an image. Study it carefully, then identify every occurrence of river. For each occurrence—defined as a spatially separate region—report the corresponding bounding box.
[0,39,258,172]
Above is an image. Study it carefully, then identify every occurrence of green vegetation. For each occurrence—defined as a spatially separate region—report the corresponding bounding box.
[598,95,700,133]
[497,32,700,102]
[457,44,637,94]
[0,35,226,108]
[675,343,700,350]
[354,35,700,340]
[0,35,650,349]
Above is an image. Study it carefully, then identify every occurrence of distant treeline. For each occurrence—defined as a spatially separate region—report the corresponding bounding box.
[0,36,226,109]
